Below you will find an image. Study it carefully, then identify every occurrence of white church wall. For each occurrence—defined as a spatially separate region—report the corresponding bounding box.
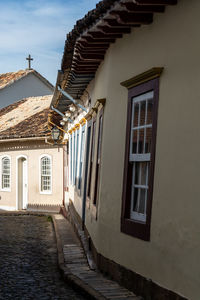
[0,73,53,109]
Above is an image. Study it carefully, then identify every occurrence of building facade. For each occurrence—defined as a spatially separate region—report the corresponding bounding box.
[0,95,63,212]
[49,1,200,299]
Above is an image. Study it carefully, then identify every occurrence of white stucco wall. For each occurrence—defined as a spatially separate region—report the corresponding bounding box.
[0,73,53,108]
[0,142,63,210]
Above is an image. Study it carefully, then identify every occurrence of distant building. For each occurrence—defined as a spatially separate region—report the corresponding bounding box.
[0,69,54,109]
[0,95,63,212]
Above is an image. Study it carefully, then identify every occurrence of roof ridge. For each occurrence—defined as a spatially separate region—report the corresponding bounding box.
[0,69,54,91]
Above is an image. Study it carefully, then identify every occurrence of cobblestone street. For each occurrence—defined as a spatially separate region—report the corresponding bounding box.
[0,215,87,300]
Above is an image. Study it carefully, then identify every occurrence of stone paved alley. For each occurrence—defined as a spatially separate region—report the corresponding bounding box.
[0,215,86,300]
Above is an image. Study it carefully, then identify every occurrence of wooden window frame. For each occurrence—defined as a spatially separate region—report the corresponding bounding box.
[78,124,86,192]
[72,131,76,185]
[121,78,159,241]
[74,129,80,186]
[93,107,104,207]
[69,134,73,184]
[85,120,92,208]
[87,116,97,199]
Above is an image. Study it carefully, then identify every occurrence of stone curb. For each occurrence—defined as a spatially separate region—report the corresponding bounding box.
[51,214,107,300]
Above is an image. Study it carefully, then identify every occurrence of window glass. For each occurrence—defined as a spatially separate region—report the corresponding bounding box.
[87,119,96,197]
[78,125,85,190]
[130,90,153,222]
[93,112,103,206]
[41,156,51,192]
[131,91,153,155]
[121,77,160,241]
[2,157,10,189]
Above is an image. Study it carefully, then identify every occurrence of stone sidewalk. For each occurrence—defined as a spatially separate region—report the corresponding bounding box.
[52,214,142,300]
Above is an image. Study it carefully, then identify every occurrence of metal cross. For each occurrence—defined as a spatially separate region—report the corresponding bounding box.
[26,54,33,69]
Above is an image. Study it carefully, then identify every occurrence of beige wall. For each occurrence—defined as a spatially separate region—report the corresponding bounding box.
[0,141,63,210]
[68,1,200,299]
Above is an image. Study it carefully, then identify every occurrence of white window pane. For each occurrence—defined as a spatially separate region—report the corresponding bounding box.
[133,91,154,103]
[133,103,139,128]
[131,162,149,221]
[140,101,146,127]
[138,189,146,214]
[2,158,10,189]
[145,127,152,153]
[41,157,51,192]
[138,128,144,154]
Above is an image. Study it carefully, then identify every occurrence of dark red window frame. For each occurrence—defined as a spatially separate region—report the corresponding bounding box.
[87,116,96,198]
[121,78,159,241]
[93,107,104,206]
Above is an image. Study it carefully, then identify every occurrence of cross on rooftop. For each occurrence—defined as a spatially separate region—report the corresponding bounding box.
[26,54,33,70]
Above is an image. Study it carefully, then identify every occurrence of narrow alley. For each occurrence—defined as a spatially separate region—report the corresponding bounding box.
[0,215,86,300]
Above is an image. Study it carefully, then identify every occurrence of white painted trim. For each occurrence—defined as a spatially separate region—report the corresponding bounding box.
[39,154,52,195]
[0,136,47,143]
[16,155,28,210]
[131,211,146,223]
[133,91,154,103]
[0,205,16,211]
[0,155,11,192]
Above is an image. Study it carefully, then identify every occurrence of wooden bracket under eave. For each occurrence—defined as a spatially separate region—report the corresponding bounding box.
[120,67,164,89]
[85,107,98,121]
[95,98,106,108]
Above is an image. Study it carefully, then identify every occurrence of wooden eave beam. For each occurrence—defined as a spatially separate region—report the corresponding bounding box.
[79,53,104,60]
[121,3,165,13]
[70,70,96,75]
[87,31,122,39]
[72,65,98,70]
[75,48,106,55]
[136,0,177,4]
[110,11,153,24]
[69,73,94,80]
[75,45,107,53]
[73,55,101,62]
[77,41,110,48]
[97,25,131,34]
[67,82,89,87]
[104,18,141,27]
[72,66,98,71]
[82,36,116,43]
[72,61,100,67]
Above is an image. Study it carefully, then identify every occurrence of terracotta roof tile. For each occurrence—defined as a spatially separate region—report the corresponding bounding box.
[0,69,34,90]
[0,95,52,139]
[0,108,50,139]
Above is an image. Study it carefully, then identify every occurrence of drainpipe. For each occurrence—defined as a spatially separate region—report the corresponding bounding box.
[57,86,87,112]
[51,105,73,123]
[51,105,64,117]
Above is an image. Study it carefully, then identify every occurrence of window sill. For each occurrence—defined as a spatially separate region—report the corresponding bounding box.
[40,191,52,195]
[0,188,11,192]
[121,217,150,241]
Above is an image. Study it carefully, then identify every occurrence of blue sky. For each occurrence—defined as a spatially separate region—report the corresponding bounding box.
[0,0,99,85]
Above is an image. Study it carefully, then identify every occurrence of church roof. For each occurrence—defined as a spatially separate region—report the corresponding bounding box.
[0,95,52,140]
[0,69,54,91]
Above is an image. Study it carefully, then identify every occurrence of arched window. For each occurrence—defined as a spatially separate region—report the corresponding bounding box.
[1,156,11,190]
[40,155,52,193]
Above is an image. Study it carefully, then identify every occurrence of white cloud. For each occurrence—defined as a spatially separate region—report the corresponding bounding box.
[0,0,99,84]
